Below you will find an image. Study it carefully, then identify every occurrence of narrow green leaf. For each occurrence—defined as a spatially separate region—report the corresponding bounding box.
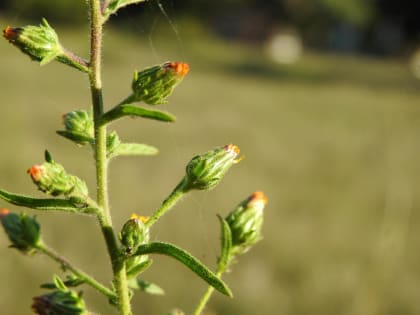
[53,275,67,290]
[56,130,94,145]
[217,215,233,272]
[134,242,233,297]
[126,259,153,279]
[128,279,165,295]
[0,189,97,214]
[41,275,84,289]
[111,143,158,158]
[100,104,176,126]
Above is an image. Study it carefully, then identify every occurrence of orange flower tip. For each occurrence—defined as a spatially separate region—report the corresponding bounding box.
[0,208,10,218]
[251,191,268,205]
[27,165,44,180]
[3,26,19,40]
[165,62,190,77]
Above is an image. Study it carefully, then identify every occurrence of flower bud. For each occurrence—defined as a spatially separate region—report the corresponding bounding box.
[107,130,121,157]
[131,61,189,105]
[32,289,88,315]
[119,214,149,255]
[184,144,242,191]
[27,151,88,200]
[3,18,62,65]
[0,210,41,254]
[60,110,94,145]
[225,191,267,256]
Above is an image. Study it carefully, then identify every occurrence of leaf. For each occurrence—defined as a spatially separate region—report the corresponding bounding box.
[134,242,233,297]
[100,104,176,126]
[217,215,233,272]
[104,0,147,21]
[41,275,85,289]
[128,279,164,295]
[53,275,67,290]
[126,259,153,279]
[0,189,97,214]
[110,143,159,159]
[56,130,94,145]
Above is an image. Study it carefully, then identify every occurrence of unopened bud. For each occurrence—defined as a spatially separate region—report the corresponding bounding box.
[27,151,88,200]
[3,18,62,65]
[184,144,242,191]
[119,214,149,255]
[131,61,189,105]
[32,289,88,315]
[0,210,41,254]
[225,191,267,255]
[59,110,94,145]
[107,131,121,157]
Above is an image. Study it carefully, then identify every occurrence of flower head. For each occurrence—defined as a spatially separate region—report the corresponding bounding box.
[225,191,267,256]
[58,110,94,145]
[120,213,150,255]
[131,61,190,105]
[32,289,88,315]
[28,151,88,200]
[184,144,242,191]
[0,211,41,254]
[3,18,62,65]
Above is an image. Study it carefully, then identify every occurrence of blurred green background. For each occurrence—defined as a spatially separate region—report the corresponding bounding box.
[1,1,420,315]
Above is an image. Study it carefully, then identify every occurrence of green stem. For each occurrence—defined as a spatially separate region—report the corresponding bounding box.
[37,243,115,300]
[89,1,131,314]
[145,178,189,228]
[192,270,223,315]
[58,47,90,73]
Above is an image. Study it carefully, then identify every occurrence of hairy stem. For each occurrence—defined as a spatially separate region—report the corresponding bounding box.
[37,243,115,299]
[89,1,131,314]
[192,270,223,315]
[145,178,189,228]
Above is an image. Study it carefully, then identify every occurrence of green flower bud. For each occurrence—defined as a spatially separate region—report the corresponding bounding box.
[32,289,88,315]
[59,110,94,145]
[131,61,190,105]
[0,209,41,254]
[3,18,62,65]
[27,151,88,200]
[119,214,149,255]
[107,130,121,157]
[184,144,242,191]
[225,191,267,256]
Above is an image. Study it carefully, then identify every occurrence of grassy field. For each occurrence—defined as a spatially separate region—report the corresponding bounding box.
[1,18,420,315]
